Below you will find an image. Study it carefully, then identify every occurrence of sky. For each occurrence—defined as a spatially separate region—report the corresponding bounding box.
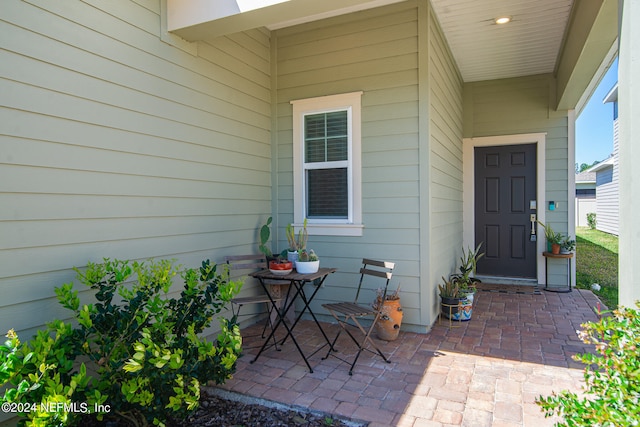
[575,58,618,168]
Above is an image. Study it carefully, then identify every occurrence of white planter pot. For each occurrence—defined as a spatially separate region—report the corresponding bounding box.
[295,260,319,274]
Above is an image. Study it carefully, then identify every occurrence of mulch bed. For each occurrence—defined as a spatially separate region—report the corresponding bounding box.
[77,388,366,427]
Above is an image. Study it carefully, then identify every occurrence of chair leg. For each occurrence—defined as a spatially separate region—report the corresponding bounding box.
[323,323,343,360]
[323,311,390,375]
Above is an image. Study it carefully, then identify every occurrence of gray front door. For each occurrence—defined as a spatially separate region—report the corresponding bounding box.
[474,144,537,278]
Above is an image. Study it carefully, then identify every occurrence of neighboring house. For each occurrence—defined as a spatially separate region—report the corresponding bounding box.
[575,170,596,227]
[586,84,620,235]
[2,0,635,376]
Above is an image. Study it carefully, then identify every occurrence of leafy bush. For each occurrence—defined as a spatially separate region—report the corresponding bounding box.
[587,212,597,230]
[1,258,242,427]
[536,302,640,426]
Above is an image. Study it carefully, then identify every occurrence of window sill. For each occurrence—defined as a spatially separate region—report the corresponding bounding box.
[294,223,364,237]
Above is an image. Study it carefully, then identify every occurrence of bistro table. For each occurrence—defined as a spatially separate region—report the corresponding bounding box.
[249,267,337,373]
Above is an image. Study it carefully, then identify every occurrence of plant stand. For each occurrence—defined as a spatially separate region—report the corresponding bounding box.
[439,299,464,328]
[543,251,573,293]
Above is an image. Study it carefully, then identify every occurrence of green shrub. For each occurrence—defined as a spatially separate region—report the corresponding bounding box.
[536,302,640,426]
[587,212,597,230]
[1,258,242,427]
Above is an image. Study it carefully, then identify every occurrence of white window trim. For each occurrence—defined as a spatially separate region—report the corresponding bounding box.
[291,92,363,236]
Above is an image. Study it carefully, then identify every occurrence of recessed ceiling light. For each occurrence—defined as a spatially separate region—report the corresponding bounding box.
[495,16,512,25]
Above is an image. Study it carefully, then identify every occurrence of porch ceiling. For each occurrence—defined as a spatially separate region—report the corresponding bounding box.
[429,0,573,82]
[169,0,617,108]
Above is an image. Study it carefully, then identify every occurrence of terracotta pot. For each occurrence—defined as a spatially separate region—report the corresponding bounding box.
[551,243,561,254]
[374,298,403,341]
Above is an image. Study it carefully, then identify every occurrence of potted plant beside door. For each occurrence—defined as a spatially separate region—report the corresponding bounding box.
[560,236,576,254]
[538,220,563,254]
[439,276,466,320]
[448,243,484,320]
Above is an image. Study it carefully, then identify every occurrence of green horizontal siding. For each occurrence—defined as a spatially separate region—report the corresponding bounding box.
[427,7,464,325]
[273,2,422,326]
[0,0,272,341]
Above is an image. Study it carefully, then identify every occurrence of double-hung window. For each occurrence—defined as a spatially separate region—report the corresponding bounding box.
[291,92,363,236]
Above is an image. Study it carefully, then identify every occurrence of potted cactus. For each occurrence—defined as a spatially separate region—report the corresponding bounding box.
[258,216,275,260]
[282,219,308,266]
[295,249,319,274]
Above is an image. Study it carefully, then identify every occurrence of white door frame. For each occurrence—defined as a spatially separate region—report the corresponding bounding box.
[463,133,547,284]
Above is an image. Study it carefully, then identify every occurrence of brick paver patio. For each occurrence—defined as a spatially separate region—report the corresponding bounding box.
[215,288,603,426]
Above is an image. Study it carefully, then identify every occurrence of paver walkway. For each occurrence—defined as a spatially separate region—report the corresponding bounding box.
[216,288,603,426]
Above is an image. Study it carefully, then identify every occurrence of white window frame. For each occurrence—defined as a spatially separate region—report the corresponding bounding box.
[291,92,363,236]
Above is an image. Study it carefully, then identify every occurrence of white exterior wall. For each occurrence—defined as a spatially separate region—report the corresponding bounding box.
[618,0,640,306]
[1,0,272,342]
[575,198,597,227]
[595,119,620,236]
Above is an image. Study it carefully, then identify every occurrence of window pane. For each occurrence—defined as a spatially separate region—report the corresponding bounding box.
[306,140,325,163]
[327,137,348,161]
[304,111,348,163]
[305,115,326,139]
[307,168,348,218]
[326,111,347,136]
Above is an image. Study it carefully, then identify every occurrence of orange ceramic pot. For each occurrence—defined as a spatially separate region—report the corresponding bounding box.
[374,298,403,341]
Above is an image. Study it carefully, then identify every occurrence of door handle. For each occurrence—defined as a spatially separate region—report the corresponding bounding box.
[530,214,537,242]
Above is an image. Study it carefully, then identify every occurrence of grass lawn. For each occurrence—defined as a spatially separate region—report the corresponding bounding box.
[575,226,618,309]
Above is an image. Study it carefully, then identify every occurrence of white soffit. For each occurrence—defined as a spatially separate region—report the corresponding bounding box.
[168,0,405,39]
[430,0,574,82]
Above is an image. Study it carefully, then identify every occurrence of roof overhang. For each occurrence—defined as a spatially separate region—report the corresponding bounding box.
[167,0,619,112]
[167,0,405,40]
[555,0,619,110]
[587,157,614,172]
[603,83,619,103]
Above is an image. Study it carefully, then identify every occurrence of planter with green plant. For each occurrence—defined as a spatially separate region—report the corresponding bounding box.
[450,243,484,291]
[560,236,576,254]
[440,244,484,321]
[282,219,308,266]
[258,216,276,261]
[538,220,564,254]
[438,276,474,321]
[295,249,319,274]
[449,242,484,320]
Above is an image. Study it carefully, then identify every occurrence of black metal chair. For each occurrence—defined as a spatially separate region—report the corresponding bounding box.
[322,259,395,375]
[225,254,283,349]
